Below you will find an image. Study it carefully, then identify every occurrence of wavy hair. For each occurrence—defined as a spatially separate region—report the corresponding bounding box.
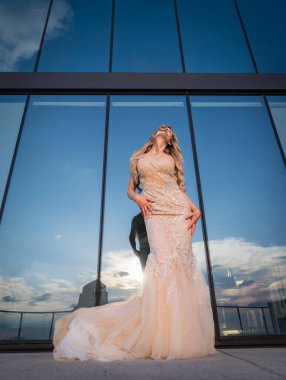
[130,124,187,193]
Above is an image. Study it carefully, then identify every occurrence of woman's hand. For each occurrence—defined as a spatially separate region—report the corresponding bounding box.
[185,209,201,236]
[135,194,155,217]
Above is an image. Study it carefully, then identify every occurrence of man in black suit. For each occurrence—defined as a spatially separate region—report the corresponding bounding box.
[129,212,150,272]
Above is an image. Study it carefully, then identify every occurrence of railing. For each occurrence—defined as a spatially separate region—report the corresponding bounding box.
[217,305,278,335]
[0,309,73,340]
[0,304,282,340]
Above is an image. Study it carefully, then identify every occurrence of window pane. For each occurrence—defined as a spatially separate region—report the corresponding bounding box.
[0,95,26,208]
[178,0,255,73]
[237,0,286,73]
[113,0,182,72]
[100,95,210,303]
[190,95,286,337]
[0,0,49,72]
[19,313,52,340]
[38,0,112,72]
[0,312,21,340]
[0,95,106,341]
[239,308,268,335]
[217,306,242,336]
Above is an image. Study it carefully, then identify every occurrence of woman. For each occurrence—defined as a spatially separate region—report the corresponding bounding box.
[52,125,218,361]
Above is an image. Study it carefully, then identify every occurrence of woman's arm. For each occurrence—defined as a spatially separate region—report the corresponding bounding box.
[185,192,201,215]
[183,190,201,236]
[127,173,155,217]
[180,188,201,215]
[127,174,140,203]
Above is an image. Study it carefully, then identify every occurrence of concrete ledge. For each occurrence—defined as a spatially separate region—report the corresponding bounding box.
[0,348,285,380]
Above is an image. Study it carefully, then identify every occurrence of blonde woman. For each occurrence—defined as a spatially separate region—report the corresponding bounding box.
[53,125,218,361]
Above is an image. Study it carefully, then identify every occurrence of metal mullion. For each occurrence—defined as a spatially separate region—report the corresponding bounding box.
[185,94,221,344]
[109,0,115,72]
[233,0,259,73]
[95,0,116,306]
[34,0,54,73]
[95,95,111,306]
[173,0,186,73]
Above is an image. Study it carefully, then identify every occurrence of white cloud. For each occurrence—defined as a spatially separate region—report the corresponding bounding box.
[0,237,285,313]
[0,0,73,71]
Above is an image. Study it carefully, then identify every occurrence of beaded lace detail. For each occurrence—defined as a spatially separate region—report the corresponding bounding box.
[136,154,191,216]
[136,154,206,307]
[143,214,203,306]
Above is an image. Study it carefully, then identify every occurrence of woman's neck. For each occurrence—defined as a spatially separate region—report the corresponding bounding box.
[149,140,167,155]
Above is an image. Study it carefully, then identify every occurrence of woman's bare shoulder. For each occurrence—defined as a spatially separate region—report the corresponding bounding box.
[137,154,145,158]
[133,153,145,160]
[130,150,144,160]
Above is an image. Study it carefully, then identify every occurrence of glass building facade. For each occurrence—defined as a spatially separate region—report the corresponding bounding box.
[0,0,285,350]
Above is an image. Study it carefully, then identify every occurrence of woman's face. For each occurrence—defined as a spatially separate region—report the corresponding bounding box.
[155,125,173,142]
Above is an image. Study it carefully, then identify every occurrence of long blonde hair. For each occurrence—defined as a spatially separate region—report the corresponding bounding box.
[130,124,187,193]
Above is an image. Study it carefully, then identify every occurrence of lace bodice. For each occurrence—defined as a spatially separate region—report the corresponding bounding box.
[136,154,191,217]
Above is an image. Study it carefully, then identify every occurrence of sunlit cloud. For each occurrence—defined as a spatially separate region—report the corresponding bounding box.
[0,237,285,313]
[0,0,73,71]
[101,249,144,298]
[2,295,17,303]
[76,269,97,281]
[29,292,52,306]
[208,237,285,278]
[0,275,37,308]
[45,0,73,40]
[206,237,286,306]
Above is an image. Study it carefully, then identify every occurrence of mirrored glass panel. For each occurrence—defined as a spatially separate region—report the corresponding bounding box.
[0,95,26,209]
[39,0,111,72]
[113,0,182,72]
[267,96,286,157]
[19,313,52,340]
[190,95,286,336]
[0,311,21,340]
[100,95,210,304]
[177,0,255,73]
[237,0,286,73]
[0,0,49,72]
[0,310,70,341]
[0,95,106,340]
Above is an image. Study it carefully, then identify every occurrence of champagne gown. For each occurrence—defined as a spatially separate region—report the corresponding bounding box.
[52,153,218,361]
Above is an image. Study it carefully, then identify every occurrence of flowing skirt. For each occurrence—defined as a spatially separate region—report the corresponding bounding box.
[52,214,218,361]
